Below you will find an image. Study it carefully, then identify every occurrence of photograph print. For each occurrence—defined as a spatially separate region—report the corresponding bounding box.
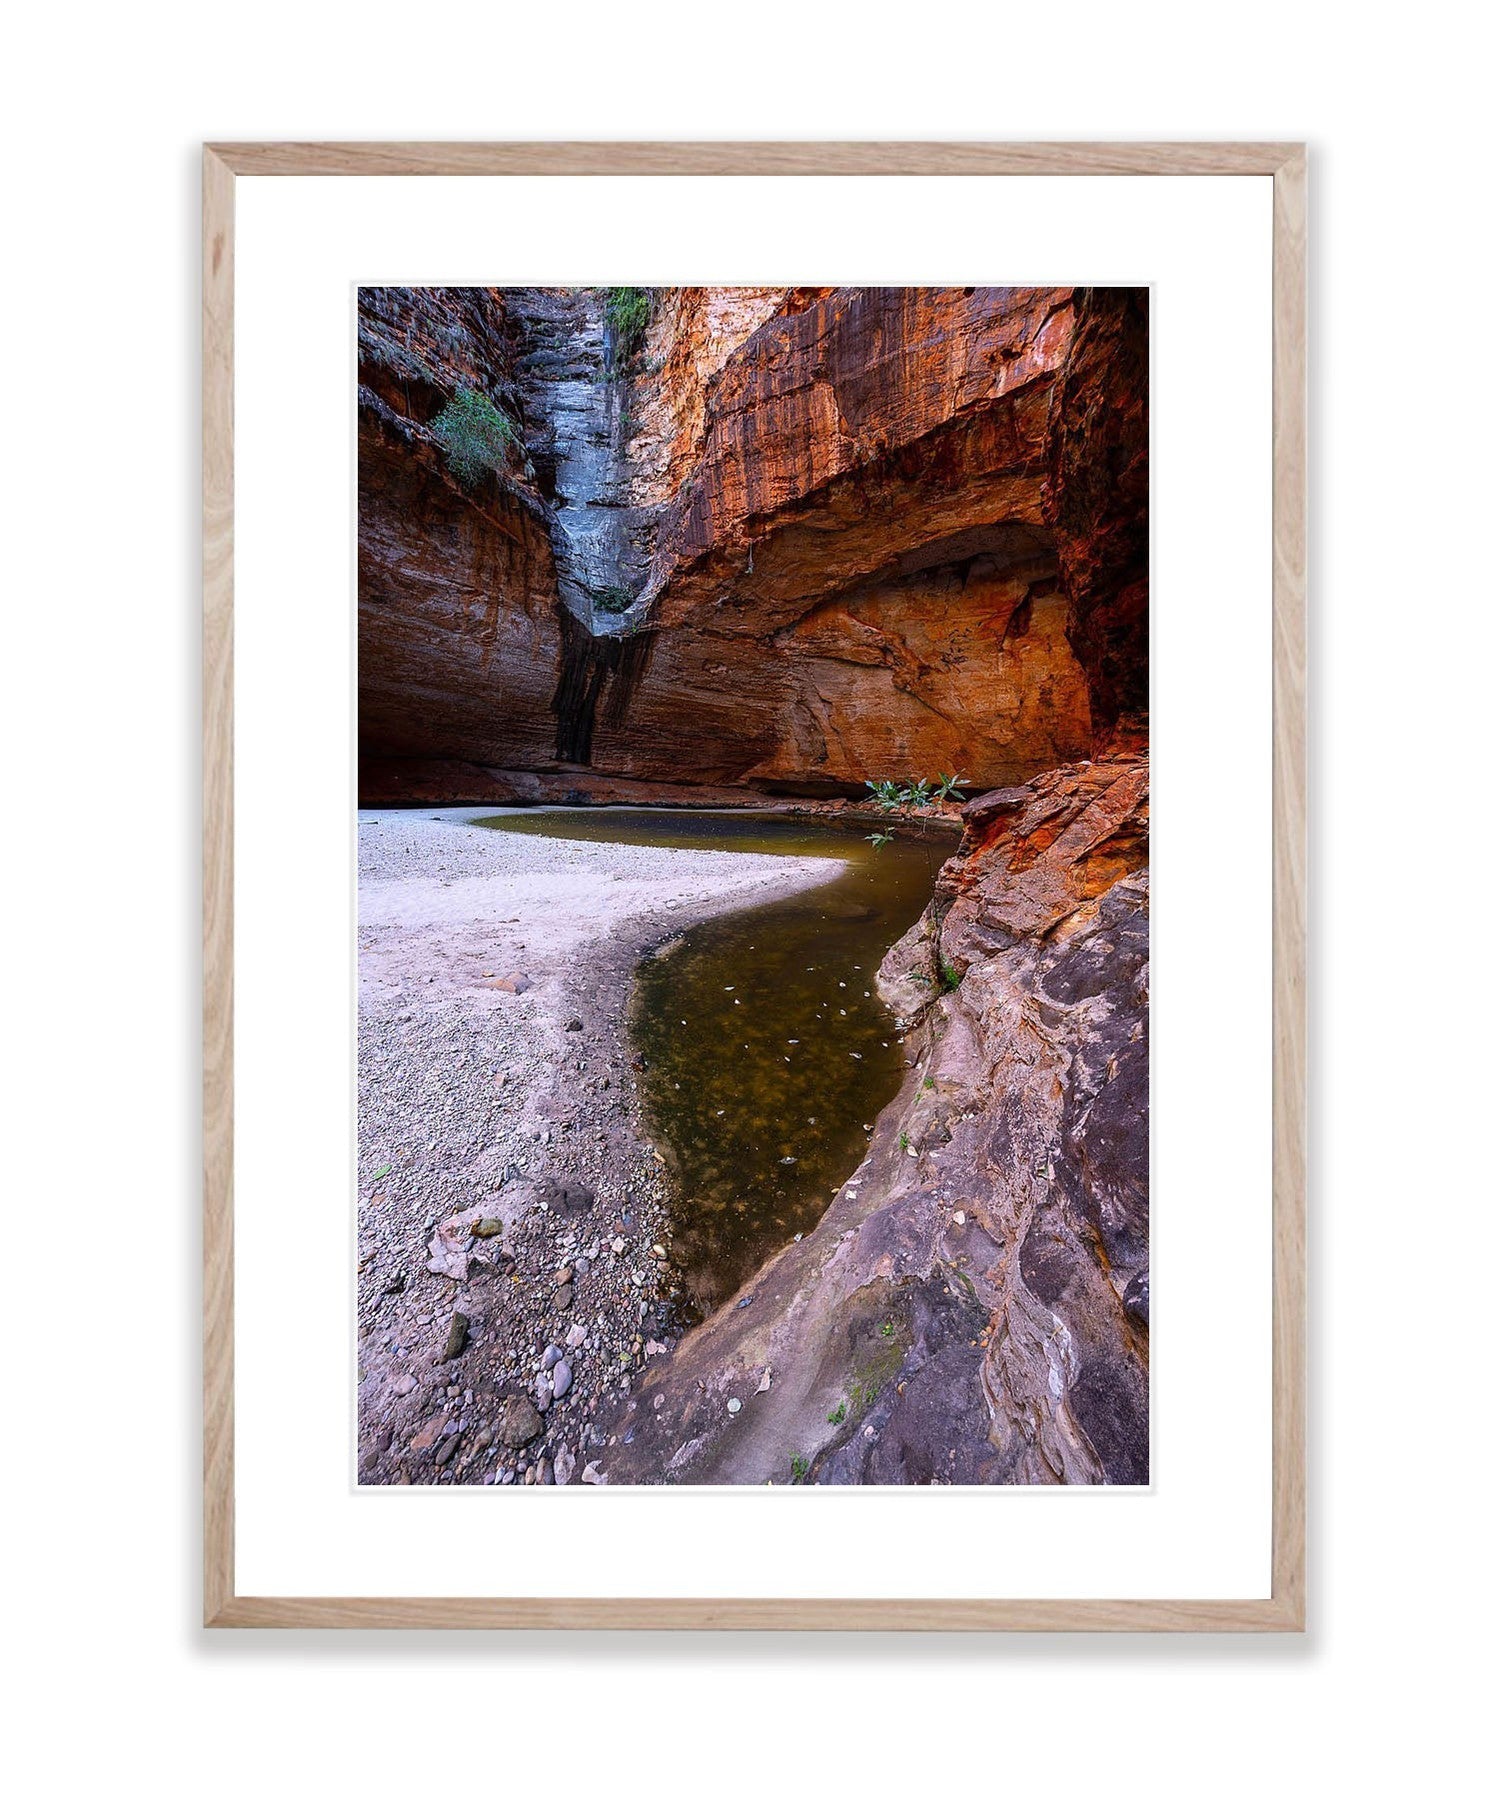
[356,284,1149,1488]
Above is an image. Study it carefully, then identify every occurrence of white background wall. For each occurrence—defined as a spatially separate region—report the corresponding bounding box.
[5,5,1491,1794]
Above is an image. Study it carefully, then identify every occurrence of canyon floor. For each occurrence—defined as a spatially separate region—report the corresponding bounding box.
[355,808,843,1486]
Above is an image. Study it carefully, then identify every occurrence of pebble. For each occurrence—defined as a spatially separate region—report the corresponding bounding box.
[553,1285,574,1312]
[565,1323,588,1350]
[541,1345,562,1371]
[551,1360,573,1399]
[726,1397,742,1414]
[410,1410,449,1453]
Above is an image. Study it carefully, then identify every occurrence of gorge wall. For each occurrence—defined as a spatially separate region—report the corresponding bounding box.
[358,289,564,773]
[358,285,1147,802]
[598,749,1149,1485]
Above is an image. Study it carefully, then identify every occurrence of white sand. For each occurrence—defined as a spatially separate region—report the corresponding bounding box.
[355,807,848,1483]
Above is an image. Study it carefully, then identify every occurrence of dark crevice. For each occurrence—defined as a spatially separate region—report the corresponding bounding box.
[550,609,655,764]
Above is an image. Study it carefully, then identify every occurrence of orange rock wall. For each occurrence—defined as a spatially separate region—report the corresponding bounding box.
[358,285,1147,800]
[358,288,565,771]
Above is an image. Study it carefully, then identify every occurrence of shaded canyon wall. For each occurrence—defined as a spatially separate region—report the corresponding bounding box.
[358,285,1148,801]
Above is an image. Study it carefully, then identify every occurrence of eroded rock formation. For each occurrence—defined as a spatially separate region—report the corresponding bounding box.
[358,285,1145,800]
[1042,287,1150,731]
[597,753,1149,1485]
[358,288,564,771]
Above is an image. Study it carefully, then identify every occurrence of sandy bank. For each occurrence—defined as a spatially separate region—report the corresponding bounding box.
[356,807,843,1486]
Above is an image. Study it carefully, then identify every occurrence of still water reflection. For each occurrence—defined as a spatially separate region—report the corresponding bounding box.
[473,809,937,1313]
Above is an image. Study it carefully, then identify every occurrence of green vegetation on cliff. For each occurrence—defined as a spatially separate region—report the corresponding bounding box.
[603,286,652,372]
[430,386,518,488]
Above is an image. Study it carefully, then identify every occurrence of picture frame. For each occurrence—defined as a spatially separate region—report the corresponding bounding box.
[204,140,1306,1630]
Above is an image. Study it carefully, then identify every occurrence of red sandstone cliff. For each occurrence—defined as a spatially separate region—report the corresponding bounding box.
[358,288,564,774]
[358,285,1146,803]
[1043,287,1150,732]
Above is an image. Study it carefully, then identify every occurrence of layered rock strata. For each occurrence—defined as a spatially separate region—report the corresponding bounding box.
[597,753,1149,1484]
[357,287,564,771]
[358,286,1140,800]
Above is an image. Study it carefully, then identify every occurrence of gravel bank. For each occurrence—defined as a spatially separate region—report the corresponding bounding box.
[356,808,843,1486]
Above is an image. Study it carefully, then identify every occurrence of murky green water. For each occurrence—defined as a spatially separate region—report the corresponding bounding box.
[472,809,939,1313]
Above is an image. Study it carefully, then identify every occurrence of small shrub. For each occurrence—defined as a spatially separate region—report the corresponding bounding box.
[430,386,517,487]
[789,1454,810,1484]
[593,583,634,615]
[939,959,963,992]
[827,1402,847,1425]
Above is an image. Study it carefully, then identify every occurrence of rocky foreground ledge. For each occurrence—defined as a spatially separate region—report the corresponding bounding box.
[355,811,841,1486]
[596,751,1149,1486]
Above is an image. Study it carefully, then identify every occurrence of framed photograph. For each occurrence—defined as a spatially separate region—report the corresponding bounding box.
[204,141,1305,1628]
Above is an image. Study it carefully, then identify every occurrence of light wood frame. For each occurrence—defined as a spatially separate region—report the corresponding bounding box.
[203,140,1306,1631]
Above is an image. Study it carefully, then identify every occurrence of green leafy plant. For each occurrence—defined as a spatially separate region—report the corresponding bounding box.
[789,1453,810,1484]
[603,287,652,372]
[430,386,517,487]
[863,772,970,886]
[881,1320,896,1339]
[592,583,635,615]
[827,1402,846,1426]
[862,773,968,850]
[939,958,963,992]
[898,1131,910,1153]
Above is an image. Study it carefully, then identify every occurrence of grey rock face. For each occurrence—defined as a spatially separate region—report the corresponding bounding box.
[509,288,654,634]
